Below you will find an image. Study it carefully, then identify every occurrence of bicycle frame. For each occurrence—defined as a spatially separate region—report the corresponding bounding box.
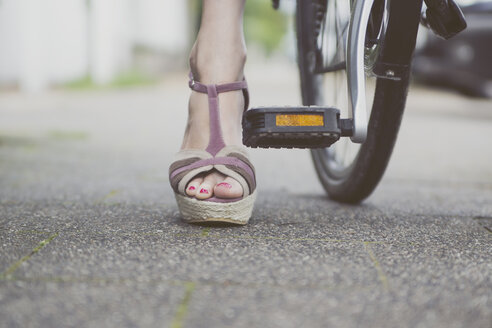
[276,0,424,144]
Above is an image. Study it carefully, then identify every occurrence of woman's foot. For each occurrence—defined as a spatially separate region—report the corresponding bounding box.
[181,73,246,200]
[180,2,248,200]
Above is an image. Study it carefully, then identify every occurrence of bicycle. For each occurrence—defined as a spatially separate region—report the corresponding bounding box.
[243,0,466,203]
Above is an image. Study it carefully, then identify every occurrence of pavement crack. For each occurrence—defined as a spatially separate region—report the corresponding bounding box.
[96,189,120,203]
[170,281,196,328]
[200,228,211,237]
[3,275,381,293]
[363,242,390,292]
[174,232,385,244]
[0,232,59,280]
[473,216,492,235]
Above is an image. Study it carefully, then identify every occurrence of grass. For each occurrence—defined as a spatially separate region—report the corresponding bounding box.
[64,70,157,91]
[0,233,59,280]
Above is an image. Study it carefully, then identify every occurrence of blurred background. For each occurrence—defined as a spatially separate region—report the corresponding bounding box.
[1,2,491,326]
[414,0,492,97]
[0,0,491,191]
[0,0,491,96]
[0,0,292,93]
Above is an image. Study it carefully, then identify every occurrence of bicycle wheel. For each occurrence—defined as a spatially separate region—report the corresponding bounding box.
[296,0,423,203]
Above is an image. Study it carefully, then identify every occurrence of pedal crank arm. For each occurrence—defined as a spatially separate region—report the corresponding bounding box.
[347,0,375,143]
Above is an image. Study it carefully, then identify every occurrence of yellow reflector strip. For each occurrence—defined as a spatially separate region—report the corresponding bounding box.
[276,114,324,126]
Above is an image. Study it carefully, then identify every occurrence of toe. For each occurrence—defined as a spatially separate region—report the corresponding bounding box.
[195,173,219,200]
[214,177,244,199]
[186,177,203,196]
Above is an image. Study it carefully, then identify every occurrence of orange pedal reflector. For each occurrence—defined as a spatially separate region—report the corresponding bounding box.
[243,106,341,148]
[276,114,324,126]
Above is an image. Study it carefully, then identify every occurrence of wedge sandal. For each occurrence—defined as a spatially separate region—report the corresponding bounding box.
[168,73,257,225]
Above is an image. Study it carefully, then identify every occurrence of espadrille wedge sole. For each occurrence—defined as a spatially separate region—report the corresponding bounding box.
[169,73,256,225]
[175,190,257,225]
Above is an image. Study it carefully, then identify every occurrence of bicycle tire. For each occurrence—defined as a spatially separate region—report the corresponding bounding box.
[296,0,423,203]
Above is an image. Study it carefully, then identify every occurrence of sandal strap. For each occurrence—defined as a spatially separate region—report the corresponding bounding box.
[170,156,255,183]
[169,151,256,197]
[188,72,249,156]
[189,75,248,96]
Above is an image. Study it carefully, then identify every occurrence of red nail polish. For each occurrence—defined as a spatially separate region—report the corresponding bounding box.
[217,182,232,189]
[200,188,209,194]
[188,186,196,191]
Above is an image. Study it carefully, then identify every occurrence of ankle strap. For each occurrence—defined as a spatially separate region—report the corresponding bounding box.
[189,76,248,94]
[188,72,249,110]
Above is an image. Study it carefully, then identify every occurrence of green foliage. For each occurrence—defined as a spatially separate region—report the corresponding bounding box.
[63,70,156,90]
[111,70,156,88]
[187,0,288,55]
[64,75,93,89]
[244,0,288,55]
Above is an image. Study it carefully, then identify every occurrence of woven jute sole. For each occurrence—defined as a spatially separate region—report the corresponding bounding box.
[175,191,257,225]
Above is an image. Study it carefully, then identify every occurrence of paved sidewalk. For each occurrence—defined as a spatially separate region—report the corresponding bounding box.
[0,62,491,327]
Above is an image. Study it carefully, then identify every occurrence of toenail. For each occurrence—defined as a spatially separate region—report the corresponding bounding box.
[200,188,209,194]
[188,186,196,191]
[217,182,232,189]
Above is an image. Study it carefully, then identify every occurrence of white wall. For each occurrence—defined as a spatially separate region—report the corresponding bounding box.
[43,0,89,85]
[0,0,89,92]
[134,0,189,52]
[89,0,133,85]
[0,0,21,84]
[0,0,189,92]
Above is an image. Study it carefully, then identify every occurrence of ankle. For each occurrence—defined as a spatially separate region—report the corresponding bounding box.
[189,41,247,84]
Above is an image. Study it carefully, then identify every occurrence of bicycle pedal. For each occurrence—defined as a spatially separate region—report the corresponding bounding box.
[242,106,342,149]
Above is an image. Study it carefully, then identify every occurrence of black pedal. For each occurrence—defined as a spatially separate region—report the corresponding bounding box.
[422,0,467,39]
[242,106,342,149]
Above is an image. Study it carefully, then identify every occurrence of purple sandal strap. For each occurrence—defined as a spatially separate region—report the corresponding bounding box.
[188,72,250,156]
[189,78,248,94]
[189,80,250,112]
[204,84,225,155]
[189,72,248,95]
[170,156,255,183]
[169,153,256,196]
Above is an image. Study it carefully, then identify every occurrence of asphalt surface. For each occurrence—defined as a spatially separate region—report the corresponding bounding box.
[1,62,491,328]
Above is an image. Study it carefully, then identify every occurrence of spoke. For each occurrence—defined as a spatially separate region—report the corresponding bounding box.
[334,1,342,62]
[307,0,389,180]
[318,0,350,70]
[342,137,351,165]
[337,23,349,58]
[319,10,327,60]
[315,0,382,168]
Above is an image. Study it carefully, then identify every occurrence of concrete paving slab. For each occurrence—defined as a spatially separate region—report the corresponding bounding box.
[11,226,378,290]
[185,284,491,328]
[0,280,185,328]
[1,62,491,327]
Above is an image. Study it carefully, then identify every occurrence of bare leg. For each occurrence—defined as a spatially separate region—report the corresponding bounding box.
[181,0,248,200]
